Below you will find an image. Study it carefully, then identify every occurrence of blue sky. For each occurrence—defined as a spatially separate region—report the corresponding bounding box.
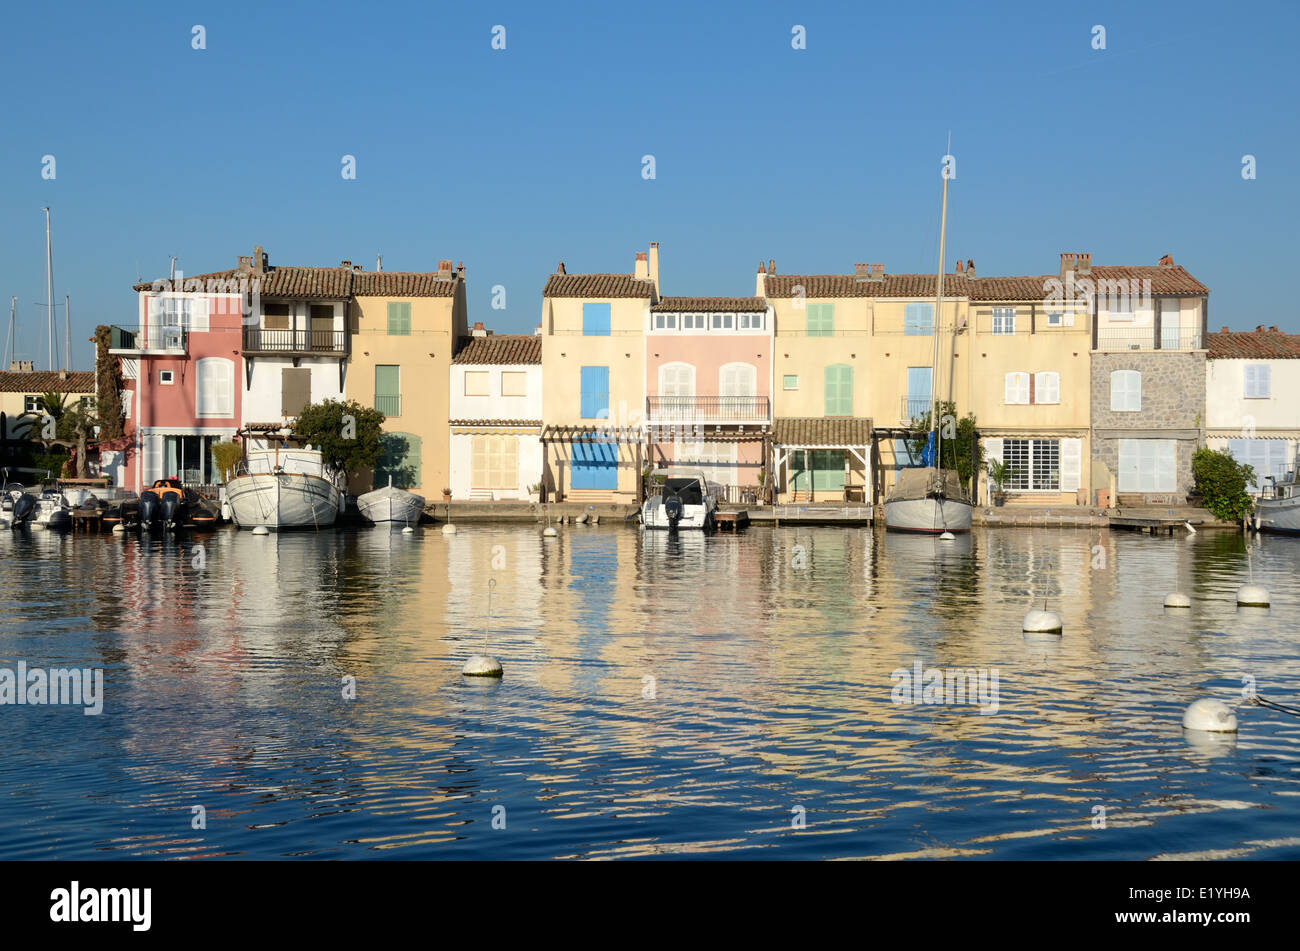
[3,0,1296,370]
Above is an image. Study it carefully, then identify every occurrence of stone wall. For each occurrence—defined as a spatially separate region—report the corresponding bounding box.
[1091,351,1206,498]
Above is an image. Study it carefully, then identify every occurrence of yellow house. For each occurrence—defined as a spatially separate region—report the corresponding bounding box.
[1,365,96,439]
[539,246,656,502]
[963,268,1092,506]
[348,261,468,495]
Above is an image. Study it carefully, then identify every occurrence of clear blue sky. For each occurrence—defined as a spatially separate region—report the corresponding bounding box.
[3,0,1296,370]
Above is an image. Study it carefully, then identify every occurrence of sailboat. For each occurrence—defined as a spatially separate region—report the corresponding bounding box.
[883,154,973,534]
[357,475,425,527]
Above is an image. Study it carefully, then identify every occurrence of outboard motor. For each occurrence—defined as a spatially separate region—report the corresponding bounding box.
[11,493,35,525]
[664,493,683,527]
[159,492,182,527]
[138,489,160,528]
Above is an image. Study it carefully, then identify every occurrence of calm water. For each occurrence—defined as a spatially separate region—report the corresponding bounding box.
[1,521,1298,860]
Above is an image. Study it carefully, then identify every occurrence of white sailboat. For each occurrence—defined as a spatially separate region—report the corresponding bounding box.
[226,447,344,530]
[357,476,425,526]
[1254,464,1300,534]
[884,150,973,534]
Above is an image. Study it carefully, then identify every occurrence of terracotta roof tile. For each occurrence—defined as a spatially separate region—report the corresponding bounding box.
[353,271,458,297]
[0,371,95,394]
[652,296,767,312]
[452,334,542,365]
[773,417,873,446]
[543,274,655,298]
[134,264,461,298]
[1207,328,1300,359]
[765,274,969,299]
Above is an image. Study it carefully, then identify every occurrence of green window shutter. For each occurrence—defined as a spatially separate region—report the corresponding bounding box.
[824,365,852,416]
[387,301,411,335]
[375,365,401,417]
[807,303,834,336]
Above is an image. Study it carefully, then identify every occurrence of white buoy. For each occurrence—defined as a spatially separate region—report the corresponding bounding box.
[1022,608,1062,634]
[1164,592,1191,608]
[1237,584,1269,607]
[252,525,270,536]
[401,526,414,534]
[31,523,44,532]
[939,531,955,541]
[462,654,503,677]
[111,523,124,533]
[442,523,457,535]
[543,526,558,537]
[1182,698,1238,732]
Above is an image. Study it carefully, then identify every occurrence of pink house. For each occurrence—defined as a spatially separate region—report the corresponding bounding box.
[646,295,773,500]
[106,273,246,493]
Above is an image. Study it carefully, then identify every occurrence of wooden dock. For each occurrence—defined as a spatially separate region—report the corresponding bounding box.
[714,510,749,531]
[70,510,105,533]
[748,505,875,525]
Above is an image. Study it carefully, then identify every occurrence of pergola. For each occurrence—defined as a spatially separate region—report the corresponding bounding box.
[771,417,873,503]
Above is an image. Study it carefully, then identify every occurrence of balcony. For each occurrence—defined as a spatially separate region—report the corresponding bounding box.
[107,324,187,354]
[242,327,348,354]
[374,395,401,417]
[1095,327,1203,351]
[646,395,770,425]
[900,396,933,422]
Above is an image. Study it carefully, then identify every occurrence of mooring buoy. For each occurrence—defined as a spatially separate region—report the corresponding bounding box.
[1236,584,1269,607]
[543,526,558,537]
[462,654,503,677]
[111,524,124,533]
[1164,592,1192,608]
[402,526,414,534]
[252,525,270,536]
[1182,698,1238,732]
[939,531,955,541]
[1022,609,1062,634]
[442,523,457,535]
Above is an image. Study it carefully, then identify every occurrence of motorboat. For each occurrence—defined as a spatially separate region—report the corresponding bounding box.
[102,492,140,529]
[138,478,220,530]
[3,483,34,528]
[884,466,972,534]
[28,486,73,530]
[1255,464,1300,535]
[226,447,344,530]
[641,468,721,530]
[357,476,425,526]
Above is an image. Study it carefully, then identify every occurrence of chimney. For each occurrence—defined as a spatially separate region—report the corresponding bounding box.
[253,245,266,275]
[634,251,649,280]
[376,253,382,272]
[556,262,566,275]
[237,255,252,272]
[1256,324,1266,333]
[768,259,776,275]
[9,360,32,372]
[340,260,352,270]
[756,261,767,297]
[534,321,543,336]
[965,259,975,279]
[1269,325,1278,332]
[59,369,68,380]
[1221,326,1230,334]
[1059,253,1076,280]
[472,321,488,337]
[437,259,453,278]
[855,263,885,283]
[647,242,660,294]
[1077,253,1092,275]
[956,260,964,273]
[1158,253,1175,267]
[456,261,465,279]
[353,264,362,272]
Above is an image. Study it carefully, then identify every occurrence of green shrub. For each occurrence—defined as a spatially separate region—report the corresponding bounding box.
[1192,447,1256,522]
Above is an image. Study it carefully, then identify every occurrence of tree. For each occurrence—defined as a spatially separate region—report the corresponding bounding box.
[1192,447,1256,522]
[292,399,386,475]
[211,440,244,483]
[64,397,100,478]
[907,401,984,492]
[94,325,126,440]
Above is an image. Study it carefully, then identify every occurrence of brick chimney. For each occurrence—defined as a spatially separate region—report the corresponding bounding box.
[1059,253,1077,280]
[437,259,453,278]
[1269,325,1278,332]
[1221,326,1230,333]
[556,262,566,275]
[9,360,33,373]
[472,321,488,337]
[756,261,767,297]
[647,242,660,294]
[340,259,352,269]
[634,251,649,280]
[1158,253,1175,267]
[1077,253,1092,275]
[956,260,964,273]
[1256,324,1266,332]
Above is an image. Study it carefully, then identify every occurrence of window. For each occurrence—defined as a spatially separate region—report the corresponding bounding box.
[906,367,932,419]
[160,435,220,484]
[659,363,695,397]
[806,303,834,336]
[1227,438,1291,487]
[1034,371,1060,404]
[159,370,174,385]
[387,301,411,335]
[1004,372,1030,405]
[992,307,1016,335]
[23,395,40,413]
[263,302,290,330]
[720,363,757,419]
[1110,370,1142,411]
[582,302,611,336]
[711,313,734,330]
[281,368,311,416]
[739,313,764,330]
[783,374,799,390]
[149,295,208,332]
[1160,299,1181,349]
[653,313,678,330]
[196,357,234,417]
[472,435,519,490]
[1001,439,1065,491]
[580,366,609,419]
[463,371,490,396]
[1047,311,1061,327]
[375,365,401,416]
[673,439,737,487]
[501,372,527,397]
[1244,364,1271,399]
[681,313,705,330]
[1108,295,1135,321]
[1118,439,1175,492]
[905,303,934,336]
[824,364,853,416]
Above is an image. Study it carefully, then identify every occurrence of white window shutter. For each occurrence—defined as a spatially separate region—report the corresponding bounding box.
[144,434,162,484]
[1004,373,1016,404]
[1017,373,1030,404]
[985,438,1003,466]
[1060,438,1081,491]
[1132,371,1142,411]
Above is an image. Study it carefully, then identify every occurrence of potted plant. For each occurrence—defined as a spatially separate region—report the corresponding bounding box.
[527,482,541,503]
[442,487,452,503]
[987,459,1009,506]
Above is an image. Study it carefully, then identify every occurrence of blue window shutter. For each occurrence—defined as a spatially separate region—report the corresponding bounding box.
[580,366,609,419]
[905,303,934,336]
[583,302,611,336]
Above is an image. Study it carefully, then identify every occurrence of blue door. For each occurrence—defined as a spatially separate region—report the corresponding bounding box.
[580,366,610,419]
[571,439,618,489]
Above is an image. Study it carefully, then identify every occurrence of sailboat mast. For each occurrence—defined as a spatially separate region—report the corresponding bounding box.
[44,207,55,371]
[5,297,14,370]
[65,295,71,371]
[930,162,949,450]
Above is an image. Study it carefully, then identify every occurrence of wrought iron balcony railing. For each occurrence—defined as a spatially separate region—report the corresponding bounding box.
[242,328,348,353]
[900,396,933,422]
[1095,327,1203,351]
[645,395,770,424]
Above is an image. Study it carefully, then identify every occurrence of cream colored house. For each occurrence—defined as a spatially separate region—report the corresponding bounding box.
[0,364,96,439]
[539,246,656,502]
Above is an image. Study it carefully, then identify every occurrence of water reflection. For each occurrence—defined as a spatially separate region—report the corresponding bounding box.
[0,523,1298,859]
